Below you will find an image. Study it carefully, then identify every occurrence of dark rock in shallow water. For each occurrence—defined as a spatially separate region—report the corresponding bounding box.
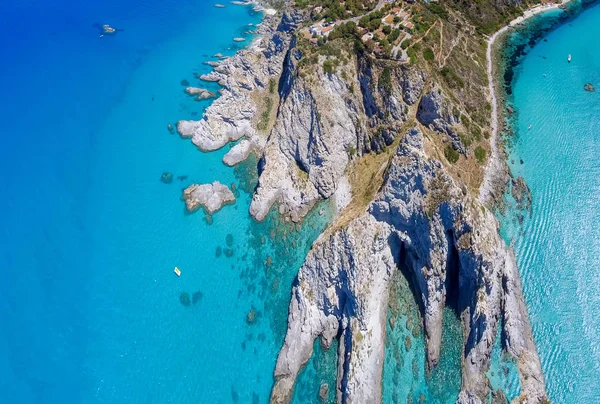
[180,79,190,86]
[247,308,257,324]
[226,233,234,246]
[318,383,329,402]
[491,389,508,404]
[192,291,203,304]
[179,292,191,306]
[584,83,595,92]
[224,248,234,257]
[177,175,188,181]
[216,246,222,257]
[160,172,173,184]
[512,176,532,211]
[167,124,175,134]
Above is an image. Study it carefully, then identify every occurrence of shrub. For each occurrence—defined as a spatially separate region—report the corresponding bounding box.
[323,59,336,74]
[440,66,465,89]
[379,67,393,92]
[445,146,460,164]
[406,47,417,63]
[474,146,487,163]
[269,78,276,94]
[388,29,401,43]
[458,132,472,148]
[368,18,382,31]
[348,145,357,157]
[423,47,435,62]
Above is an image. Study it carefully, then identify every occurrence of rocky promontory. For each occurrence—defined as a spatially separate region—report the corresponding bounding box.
[176,1,549,402]
[271,129,546,403]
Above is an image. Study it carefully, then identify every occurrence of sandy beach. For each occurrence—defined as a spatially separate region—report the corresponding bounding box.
[479,0,571,204]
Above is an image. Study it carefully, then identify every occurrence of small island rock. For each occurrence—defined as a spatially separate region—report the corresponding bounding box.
[584,83,595,92]
[183,182,235,214]
[185,87,217,100]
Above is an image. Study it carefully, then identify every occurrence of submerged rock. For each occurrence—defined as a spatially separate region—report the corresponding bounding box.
[160,172,173,184]
[182,182,235,214]
[179,292,191,307]
[584,83,595,92]
[247,308,257,324]
[167,124,175,134]
[511,176,532,211]
[192,291,203,304]
[318,383,329,402]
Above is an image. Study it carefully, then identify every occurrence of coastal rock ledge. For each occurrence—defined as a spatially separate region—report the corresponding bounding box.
[182,182,235,214]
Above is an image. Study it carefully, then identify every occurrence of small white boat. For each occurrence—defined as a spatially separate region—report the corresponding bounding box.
[528,125,532,130]
[568,54,572,63]
[174,267,181,277]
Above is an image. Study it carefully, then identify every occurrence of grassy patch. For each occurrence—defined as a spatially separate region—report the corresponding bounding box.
[474,146,486,163]
[444,145,459,164]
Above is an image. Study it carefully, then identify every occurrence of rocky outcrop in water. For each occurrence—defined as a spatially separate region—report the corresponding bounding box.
[272,129,547,404]
[184,87,217,100]
[182,182,235,214]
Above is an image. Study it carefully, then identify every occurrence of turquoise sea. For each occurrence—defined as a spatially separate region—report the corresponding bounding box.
[501,1,600,402]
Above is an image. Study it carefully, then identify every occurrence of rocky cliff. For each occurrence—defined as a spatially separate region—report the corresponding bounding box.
[272,129,546,404]
[178,2,547,403]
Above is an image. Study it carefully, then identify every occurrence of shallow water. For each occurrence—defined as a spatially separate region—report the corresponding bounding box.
[501,2,600,402]
[0,2,335,403]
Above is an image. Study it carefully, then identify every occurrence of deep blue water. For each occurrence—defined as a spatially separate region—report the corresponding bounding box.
[501,2,600,402]
[0,1,333,403]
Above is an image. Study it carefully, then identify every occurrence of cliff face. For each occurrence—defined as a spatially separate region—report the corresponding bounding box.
[272,129,546,404]
[177,4,547,404]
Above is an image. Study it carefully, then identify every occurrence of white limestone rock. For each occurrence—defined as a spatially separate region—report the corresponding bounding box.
[271,129,547,404]
[182,182,235,214]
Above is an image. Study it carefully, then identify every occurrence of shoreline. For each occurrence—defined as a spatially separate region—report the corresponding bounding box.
[479,0,571,205]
